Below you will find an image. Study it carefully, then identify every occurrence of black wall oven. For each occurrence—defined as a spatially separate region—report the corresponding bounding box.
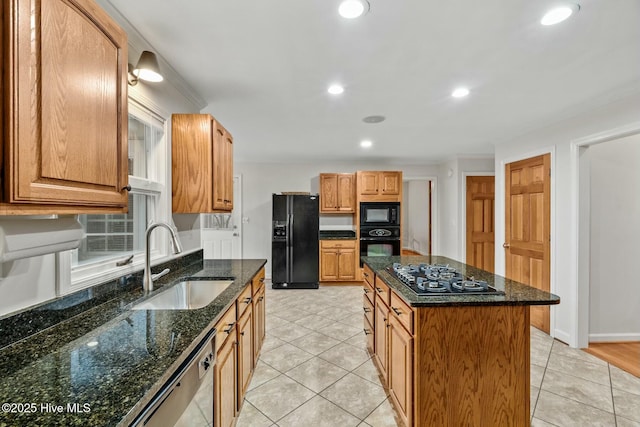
[359,202,400,227]
[360,233,401,262]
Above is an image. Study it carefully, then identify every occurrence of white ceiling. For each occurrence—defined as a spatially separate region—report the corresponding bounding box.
[109,0,640,164]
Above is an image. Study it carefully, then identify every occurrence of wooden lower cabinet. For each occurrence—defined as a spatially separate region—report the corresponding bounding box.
[388,315,413,427]
[215,322,237,427]
[366,284,531,426]
[373,297,389,383]
[319,240,357,282]
[215,267,266,427]
[252,284,266,364]
[237,304,253,407]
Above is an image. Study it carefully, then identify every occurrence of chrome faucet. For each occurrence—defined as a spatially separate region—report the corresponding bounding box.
[143,222,183,292]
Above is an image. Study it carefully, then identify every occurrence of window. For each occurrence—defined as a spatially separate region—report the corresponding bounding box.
[64,99,168,289]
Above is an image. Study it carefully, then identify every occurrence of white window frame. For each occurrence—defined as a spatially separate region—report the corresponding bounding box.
[57,96,172,295]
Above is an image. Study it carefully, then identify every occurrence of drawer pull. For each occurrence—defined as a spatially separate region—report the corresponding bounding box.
[363,288,370,294]
[392,307,402,316]
[363,272,369,278]
[243,297,252,304]
[259,277,265,283]
[223,322,235,334]
[375,287,384,293]
[364,329,372,335]
[363,307,371,313]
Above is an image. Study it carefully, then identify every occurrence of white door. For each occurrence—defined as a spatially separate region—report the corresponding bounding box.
[202,176,242,259]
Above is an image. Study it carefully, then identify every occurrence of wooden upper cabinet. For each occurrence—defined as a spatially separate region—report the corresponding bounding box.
[172,114,233,213]
[357,171,402,202]
[1,0,129,214]
[319,173,355,213]
[213,121,233,211]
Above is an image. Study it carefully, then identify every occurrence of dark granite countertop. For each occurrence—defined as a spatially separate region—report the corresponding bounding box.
[0,257,266,427]
[319,230,357,240]
[362,256,560,307]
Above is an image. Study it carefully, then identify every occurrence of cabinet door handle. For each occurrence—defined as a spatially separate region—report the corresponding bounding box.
[240,331,245,336]
[392,307,402,316]
[364,329,372,335]
[121,185,131,192]
[259,296,264,302]
[223,322,235,334]
[363,307,371,313]
[375,287,384,293]
[363,288,370,294]
[363,272,369,278]
[259,277,265,283]
[243,297,252,304]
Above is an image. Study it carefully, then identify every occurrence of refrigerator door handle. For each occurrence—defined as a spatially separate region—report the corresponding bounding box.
[287,213,293,283]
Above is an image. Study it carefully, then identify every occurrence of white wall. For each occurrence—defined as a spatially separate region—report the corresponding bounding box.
[493,91,640,346]
[236,161,442,277]
[588,133,640,341]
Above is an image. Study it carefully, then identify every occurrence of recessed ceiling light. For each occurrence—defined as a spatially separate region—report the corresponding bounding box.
[328,84,344,95]
[541,4,580,26]
[338,0,369,19]
[451,87,470,98]
[362,115,386,123]
[360,140,373,148]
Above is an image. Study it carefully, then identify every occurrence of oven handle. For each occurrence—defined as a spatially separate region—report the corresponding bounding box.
[359,237,401,241]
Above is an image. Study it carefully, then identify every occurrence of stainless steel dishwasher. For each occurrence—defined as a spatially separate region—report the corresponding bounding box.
[132,328,216,427]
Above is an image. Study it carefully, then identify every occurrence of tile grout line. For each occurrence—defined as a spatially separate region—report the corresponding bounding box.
[608,363,618,426]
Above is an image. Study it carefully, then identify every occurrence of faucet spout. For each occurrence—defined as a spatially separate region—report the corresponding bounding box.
[143,222,183,292]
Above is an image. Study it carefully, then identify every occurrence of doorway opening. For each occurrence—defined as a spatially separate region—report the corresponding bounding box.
[402,178,436,255]
[573,125,640,373]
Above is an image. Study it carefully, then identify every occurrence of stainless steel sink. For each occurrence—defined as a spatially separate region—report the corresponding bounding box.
[132,280,233,310]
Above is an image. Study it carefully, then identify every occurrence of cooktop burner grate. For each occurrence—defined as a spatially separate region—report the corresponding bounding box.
[386,263,504,296]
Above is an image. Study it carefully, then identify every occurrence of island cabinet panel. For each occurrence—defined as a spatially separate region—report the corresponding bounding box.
[1,0,130,213]
[414,305,530,427]
[373,296,389,383]
[388,314,413,427]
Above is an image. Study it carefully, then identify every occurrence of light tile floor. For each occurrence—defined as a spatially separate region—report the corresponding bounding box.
[236,285,640,427]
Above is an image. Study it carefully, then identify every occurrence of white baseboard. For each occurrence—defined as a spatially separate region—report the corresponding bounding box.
[589,333,640,343]
[553,328,572,346]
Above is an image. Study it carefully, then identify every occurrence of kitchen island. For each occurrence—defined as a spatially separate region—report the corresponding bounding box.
[0,253,266,427]
[361,255,560,427]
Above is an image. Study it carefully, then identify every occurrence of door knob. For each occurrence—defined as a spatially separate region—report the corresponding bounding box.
[503,243,510,249]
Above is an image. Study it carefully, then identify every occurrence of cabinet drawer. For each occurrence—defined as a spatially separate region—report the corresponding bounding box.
[320,240,356,250]
[252,268,265,295]
[215,304,237,353]
[374,276,391,307]
[363,277,374,305]
[364,316,374,353]
[390,292,414,334]
[363,294,374,326]
[363,264,375,287]
[238,285,253,316]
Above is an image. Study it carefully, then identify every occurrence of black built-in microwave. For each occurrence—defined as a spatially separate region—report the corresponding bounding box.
[359,202,400,227]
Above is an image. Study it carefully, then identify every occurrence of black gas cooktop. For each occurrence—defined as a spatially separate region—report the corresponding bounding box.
[386,263,504,296]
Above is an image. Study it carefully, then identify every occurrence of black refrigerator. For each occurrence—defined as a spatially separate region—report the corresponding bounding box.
[271,194,319,289]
